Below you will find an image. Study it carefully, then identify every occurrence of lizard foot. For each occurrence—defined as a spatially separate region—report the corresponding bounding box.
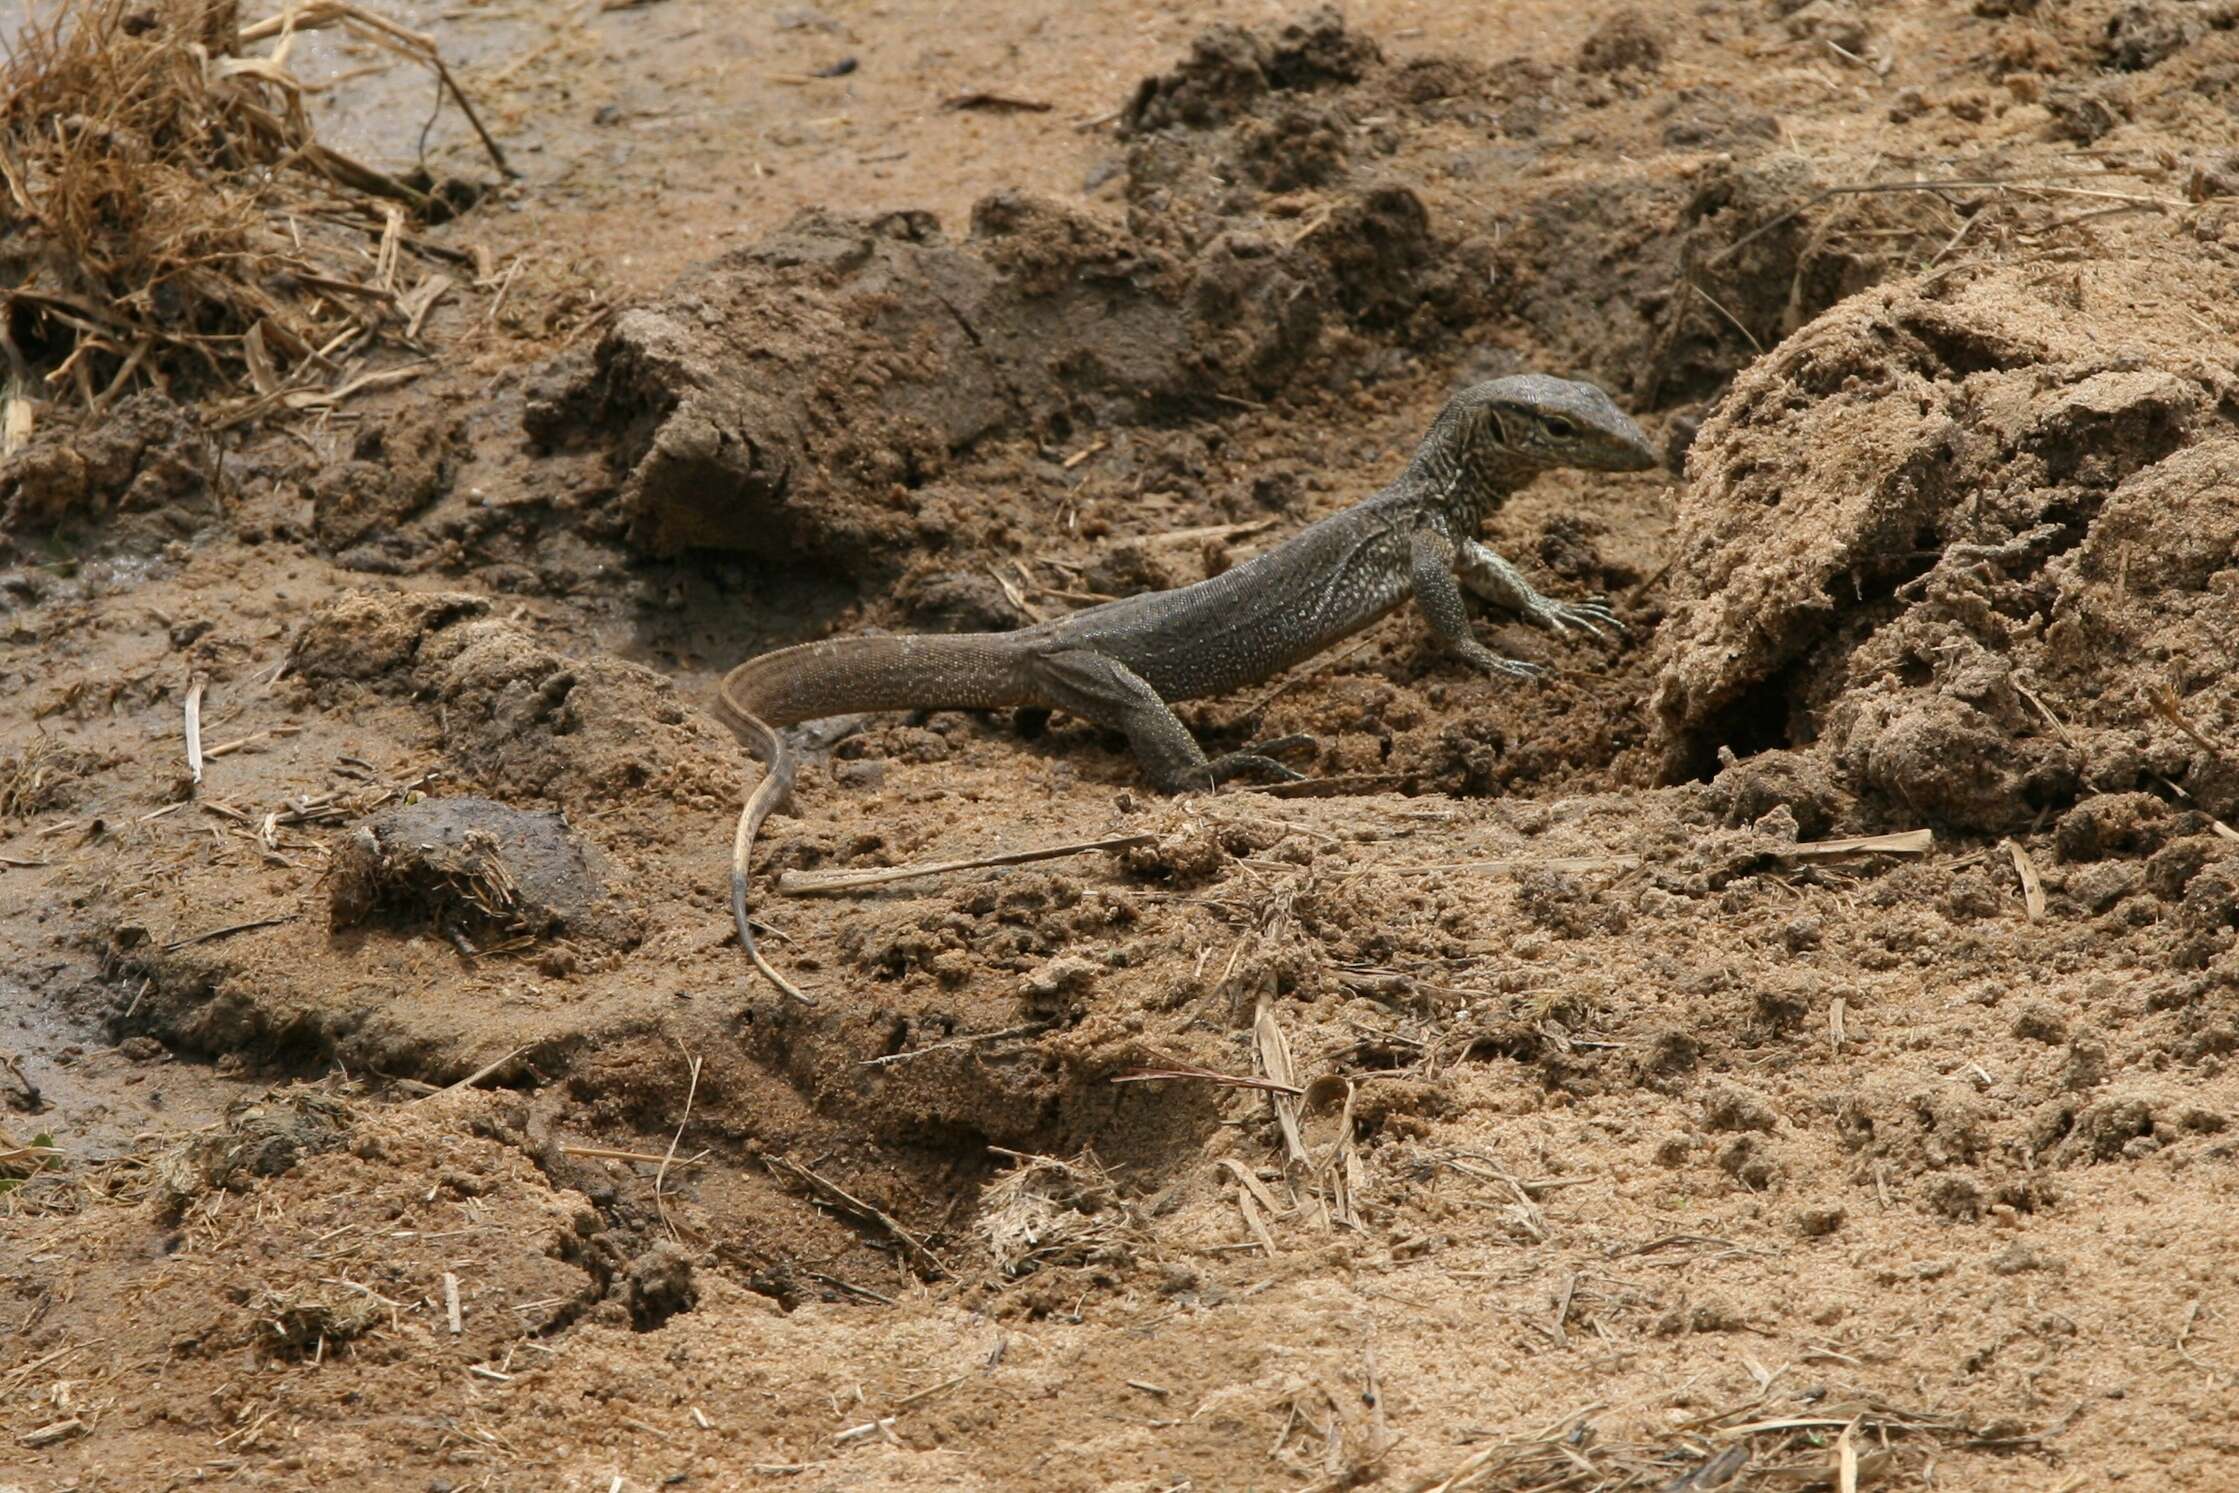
[1530,596,1626,639]
[1206,734,1316,785]
[1244,731,1317,759]
[1480,654,1547,679]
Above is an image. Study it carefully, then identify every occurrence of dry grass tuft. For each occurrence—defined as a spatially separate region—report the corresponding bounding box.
[976,1148,1144,1280]
[251,1281,383,1358]
[0,0,496,417]
[0,735,86,817]
[1407,1390,2038,1492]
[153,1083,355,1217]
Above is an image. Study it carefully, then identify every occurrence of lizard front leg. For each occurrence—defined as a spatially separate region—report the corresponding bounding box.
[1408,530,1545,679]
[1456,538,1622,639]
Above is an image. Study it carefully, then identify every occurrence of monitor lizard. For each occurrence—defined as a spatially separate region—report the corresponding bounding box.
[715,373,1659,1002]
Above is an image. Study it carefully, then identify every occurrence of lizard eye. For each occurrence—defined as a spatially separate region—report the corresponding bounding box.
[1541,415,1578,440]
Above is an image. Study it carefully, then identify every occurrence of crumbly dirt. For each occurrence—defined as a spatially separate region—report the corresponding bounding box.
[6,1,2239,1489]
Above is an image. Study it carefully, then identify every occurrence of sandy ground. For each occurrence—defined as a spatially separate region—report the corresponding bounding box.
[6,0,2239,1488]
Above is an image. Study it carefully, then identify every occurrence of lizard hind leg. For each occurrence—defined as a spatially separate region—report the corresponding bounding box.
[1029,647,1225,792]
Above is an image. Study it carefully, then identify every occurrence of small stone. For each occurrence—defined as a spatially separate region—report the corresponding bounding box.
[1990,1241,2045,1275]
[2071,861,2141,913]
[2011,1000,2068,1044]
[1795,1204,1846,1237]
[1021,954,1100,1000]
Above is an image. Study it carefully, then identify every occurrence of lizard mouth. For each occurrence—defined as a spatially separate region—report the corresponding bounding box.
[1597,424,1663,473]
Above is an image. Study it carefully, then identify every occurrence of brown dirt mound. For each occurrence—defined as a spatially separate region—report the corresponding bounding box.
[289,587,739,809]
[1652,249,2239,832]
[520,5,1973,583]
[521,183,1456,570]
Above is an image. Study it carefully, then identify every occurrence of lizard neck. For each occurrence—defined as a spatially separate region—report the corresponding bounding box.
[1404,412,1534,532]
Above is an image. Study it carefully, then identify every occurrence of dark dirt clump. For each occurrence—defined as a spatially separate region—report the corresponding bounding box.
[1119,5,1381,134]
[328,795,640,952]
[0,392,216,550]
[309,410,466,567]
[153,1085,356,1215]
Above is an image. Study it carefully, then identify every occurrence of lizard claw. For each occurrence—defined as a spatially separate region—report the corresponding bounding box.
[1456,638,1545,680]
[1532,597,1626,640]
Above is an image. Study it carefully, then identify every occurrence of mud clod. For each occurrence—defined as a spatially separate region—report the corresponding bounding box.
[155,1086,355,1214]
[2101,2,2204,70]
[1653,257,2239,830]
[328,796,631,950]
[1577,9,1665,74]
[1703,1082,1778,1133]
[311,409,465,564]
[1120,7,1378,135]
[0,392,215,549]
[624,1241,699,1330]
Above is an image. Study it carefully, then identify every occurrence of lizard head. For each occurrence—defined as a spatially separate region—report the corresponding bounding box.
[1453,374,1660,473]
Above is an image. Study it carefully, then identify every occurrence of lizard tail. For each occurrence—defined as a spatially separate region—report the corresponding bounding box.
[716,633,1036,726]
[725,706,816,1005]
[714,633,1033,1004]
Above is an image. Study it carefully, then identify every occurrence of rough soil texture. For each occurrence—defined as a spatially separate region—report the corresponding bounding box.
[6,1,2239,1489]
[1654,254,2239,830]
